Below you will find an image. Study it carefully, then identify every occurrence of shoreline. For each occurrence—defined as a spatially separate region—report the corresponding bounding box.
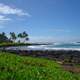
[5,45,80,51]
[2,49,80,64]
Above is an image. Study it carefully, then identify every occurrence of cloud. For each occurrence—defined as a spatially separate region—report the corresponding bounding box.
[0,3,30,16]
[0,15,11,21]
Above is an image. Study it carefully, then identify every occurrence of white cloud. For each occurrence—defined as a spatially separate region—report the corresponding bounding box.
[0,15,11,21]
[0,3,30,16]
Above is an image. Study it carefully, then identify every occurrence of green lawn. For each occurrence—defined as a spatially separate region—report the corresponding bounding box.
[0,52,80,80]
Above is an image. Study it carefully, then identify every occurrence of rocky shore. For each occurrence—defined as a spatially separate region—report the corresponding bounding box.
[2,49,80,64]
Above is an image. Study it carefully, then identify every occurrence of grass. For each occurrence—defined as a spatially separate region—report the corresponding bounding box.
[0,42,44,47]
[0,52,80,80]
[0,42,32,47]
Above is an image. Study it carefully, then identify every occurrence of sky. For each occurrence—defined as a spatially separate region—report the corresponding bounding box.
[0,0,80,42]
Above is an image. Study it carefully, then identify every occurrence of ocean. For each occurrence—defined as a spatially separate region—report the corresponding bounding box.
[6,42,80,51]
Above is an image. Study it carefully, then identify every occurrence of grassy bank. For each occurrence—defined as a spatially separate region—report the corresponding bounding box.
[0,42,46,47]
[0,52,80,80]
[0,42,32,47]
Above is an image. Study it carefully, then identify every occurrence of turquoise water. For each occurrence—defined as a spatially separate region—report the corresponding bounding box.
[47,43,80,48]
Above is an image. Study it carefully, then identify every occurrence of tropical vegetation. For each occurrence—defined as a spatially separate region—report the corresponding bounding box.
[0,31,29,43]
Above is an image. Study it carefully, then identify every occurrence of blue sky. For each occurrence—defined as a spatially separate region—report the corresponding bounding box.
[0,0,80,42]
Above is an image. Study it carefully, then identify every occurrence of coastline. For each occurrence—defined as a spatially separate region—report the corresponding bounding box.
[1,43,80,65]
[2,48,80,64]
[5,45,80,51]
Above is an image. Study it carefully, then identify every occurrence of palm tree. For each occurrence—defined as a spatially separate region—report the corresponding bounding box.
[23,31,28,37]
[10,32,17,42]
[22,31,29,42]
[18,31,29,43]
[0,32,9,43]
[18,33,22,43]
[2,32,5,36]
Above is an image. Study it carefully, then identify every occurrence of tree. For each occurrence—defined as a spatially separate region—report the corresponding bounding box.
[22,31,29,42]
[0,32,9,43]
[2,32,5,37]
[18,33,22,43]
[10,32,17,42]
[18,31,29,43]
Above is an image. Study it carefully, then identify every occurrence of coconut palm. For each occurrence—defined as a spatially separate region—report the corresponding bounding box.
[18,31,29,43]
[0,32,9,43]
[10,32,17,42]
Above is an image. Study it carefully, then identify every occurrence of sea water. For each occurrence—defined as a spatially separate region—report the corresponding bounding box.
[6,42,80,51]
[27,43,80,51]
